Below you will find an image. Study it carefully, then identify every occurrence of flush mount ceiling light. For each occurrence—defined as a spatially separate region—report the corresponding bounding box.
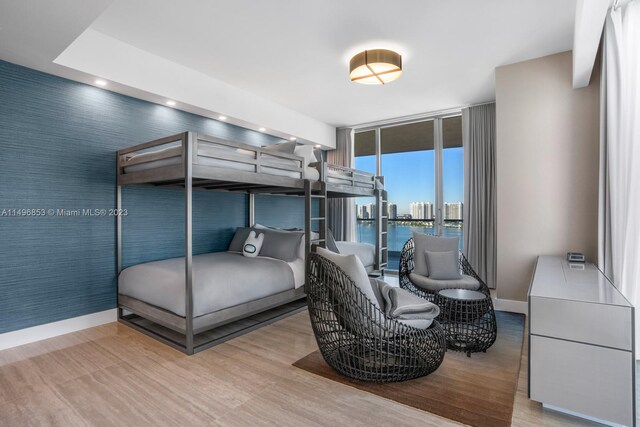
[349,49,402,85]
[165,100,176,106]
[95,79,107,86]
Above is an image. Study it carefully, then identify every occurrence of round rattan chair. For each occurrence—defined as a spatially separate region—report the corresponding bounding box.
[306,252,446,383]
[399,237,491,302]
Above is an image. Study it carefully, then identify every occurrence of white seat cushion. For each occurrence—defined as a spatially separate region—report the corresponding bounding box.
[409,272,480,292]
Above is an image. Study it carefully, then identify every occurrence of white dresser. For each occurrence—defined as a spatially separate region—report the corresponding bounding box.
[528,256,635,426]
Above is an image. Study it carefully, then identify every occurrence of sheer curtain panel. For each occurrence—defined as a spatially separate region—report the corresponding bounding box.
[599,0,640,354]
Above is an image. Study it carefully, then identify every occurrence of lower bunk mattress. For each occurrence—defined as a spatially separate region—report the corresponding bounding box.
[118,251,304,317]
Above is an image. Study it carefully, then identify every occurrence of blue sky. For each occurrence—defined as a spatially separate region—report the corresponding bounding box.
[355,148,463,215]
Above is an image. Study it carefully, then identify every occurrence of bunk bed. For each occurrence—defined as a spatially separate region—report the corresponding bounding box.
[116,131,387,354]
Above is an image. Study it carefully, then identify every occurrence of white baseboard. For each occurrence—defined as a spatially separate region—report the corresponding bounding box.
[493,298,528,315]
[0,309,117,352]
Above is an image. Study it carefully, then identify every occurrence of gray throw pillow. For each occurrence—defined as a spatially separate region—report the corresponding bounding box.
[412,232,459,276]
[425,250,461,280]
[326,228,340,253]
[256,227,303,262]
[263,140,296,154]
[316,247,379,308]
[228,227,251,252]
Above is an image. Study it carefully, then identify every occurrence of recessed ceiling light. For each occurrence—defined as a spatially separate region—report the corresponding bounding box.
[95,79,107,86]
[259,127,266,132]
[315,144,322,148]
[289,137,297,141]
[166,100,176,106]
[218,115,227,121]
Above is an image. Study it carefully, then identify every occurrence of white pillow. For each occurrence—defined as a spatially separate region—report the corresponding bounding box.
[242,230,264,258]
[316,247,379,308]
[294,145,318,167]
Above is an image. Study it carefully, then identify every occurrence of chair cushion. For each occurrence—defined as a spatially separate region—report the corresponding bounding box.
[409,272,480,292]
[425,250,462,280]
[316,247,380,308]
[412,232,459,276]
[396,318,433,330]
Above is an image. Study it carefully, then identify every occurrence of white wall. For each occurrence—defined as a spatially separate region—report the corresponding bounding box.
[495,51,600,301]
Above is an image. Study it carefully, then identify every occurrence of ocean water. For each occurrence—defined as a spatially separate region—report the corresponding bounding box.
[356,221,463,270]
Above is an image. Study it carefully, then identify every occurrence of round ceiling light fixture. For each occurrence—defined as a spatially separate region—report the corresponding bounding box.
[349,49,402,85]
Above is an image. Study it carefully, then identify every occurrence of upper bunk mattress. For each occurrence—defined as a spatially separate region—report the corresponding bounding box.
[119,252,296,317]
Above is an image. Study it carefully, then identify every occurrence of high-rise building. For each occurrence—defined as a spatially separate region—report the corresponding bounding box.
[388,203,397,219]
[356,204,369,219]
[410,202,434,220]
[444,202,463,220]
[367,203,376,219]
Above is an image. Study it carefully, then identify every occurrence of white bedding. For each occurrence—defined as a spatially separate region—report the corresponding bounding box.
[119,251,303,317]
[335,241,376,272]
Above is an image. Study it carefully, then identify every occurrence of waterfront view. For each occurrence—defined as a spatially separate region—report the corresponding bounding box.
[357,219,463,271]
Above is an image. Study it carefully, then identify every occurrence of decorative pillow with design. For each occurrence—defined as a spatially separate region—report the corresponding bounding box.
[242,230,264,258]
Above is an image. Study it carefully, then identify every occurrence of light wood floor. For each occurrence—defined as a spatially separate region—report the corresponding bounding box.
[0,310,610,427]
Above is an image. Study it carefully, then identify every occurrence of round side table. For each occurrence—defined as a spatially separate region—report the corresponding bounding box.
[435,288,497,357]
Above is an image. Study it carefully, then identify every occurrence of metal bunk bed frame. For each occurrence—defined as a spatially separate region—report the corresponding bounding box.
[115,131,387,354]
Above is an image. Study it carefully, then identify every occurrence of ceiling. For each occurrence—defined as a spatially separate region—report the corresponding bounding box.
[88,0,577,127]
[0,0,577,136]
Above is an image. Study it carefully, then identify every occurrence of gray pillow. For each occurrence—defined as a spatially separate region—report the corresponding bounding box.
[316,247,379,307]
[263,140,296,154]
[412,232,459,276]
[425,250,461,280]
[326,228,340,253]
[256,227,303,262]
[228,227,251,252]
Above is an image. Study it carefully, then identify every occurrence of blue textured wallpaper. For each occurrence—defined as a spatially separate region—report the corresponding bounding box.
[0,60,289,333]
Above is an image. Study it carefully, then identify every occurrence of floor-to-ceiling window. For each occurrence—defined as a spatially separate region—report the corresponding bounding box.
[354,114,463,271]
[354,130,376,247]
[442,116,464,250]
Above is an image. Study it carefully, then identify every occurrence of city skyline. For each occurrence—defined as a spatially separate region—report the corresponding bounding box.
[355,147,463,215]
[357,201,463,220]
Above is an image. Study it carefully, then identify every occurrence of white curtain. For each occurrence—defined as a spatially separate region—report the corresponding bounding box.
[462,103,497,288]
[599,1,640,353]
[328,128,356,241]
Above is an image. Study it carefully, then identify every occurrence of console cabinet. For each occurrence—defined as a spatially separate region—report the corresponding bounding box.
[528,256,635,426]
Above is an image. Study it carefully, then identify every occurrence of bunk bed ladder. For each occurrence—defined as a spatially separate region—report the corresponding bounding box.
[304,180,327,268]
[375,186,388,272]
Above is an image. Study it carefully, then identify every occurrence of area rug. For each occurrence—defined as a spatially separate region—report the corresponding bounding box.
[293,311,525,427]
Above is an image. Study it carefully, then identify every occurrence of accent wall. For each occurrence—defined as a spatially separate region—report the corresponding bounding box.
[0,60,297,333]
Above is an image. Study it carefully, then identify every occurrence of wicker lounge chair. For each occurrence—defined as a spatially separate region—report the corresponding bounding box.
[399,237,491,302]
[306,252,446,382]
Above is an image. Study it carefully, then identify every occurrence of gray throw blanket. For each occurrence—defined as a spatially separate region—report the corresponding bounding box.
[376,280,440,321]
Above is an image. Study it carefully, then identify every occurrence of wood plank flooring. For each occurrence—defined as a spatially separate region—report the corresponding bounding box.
[0,310,615,426]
